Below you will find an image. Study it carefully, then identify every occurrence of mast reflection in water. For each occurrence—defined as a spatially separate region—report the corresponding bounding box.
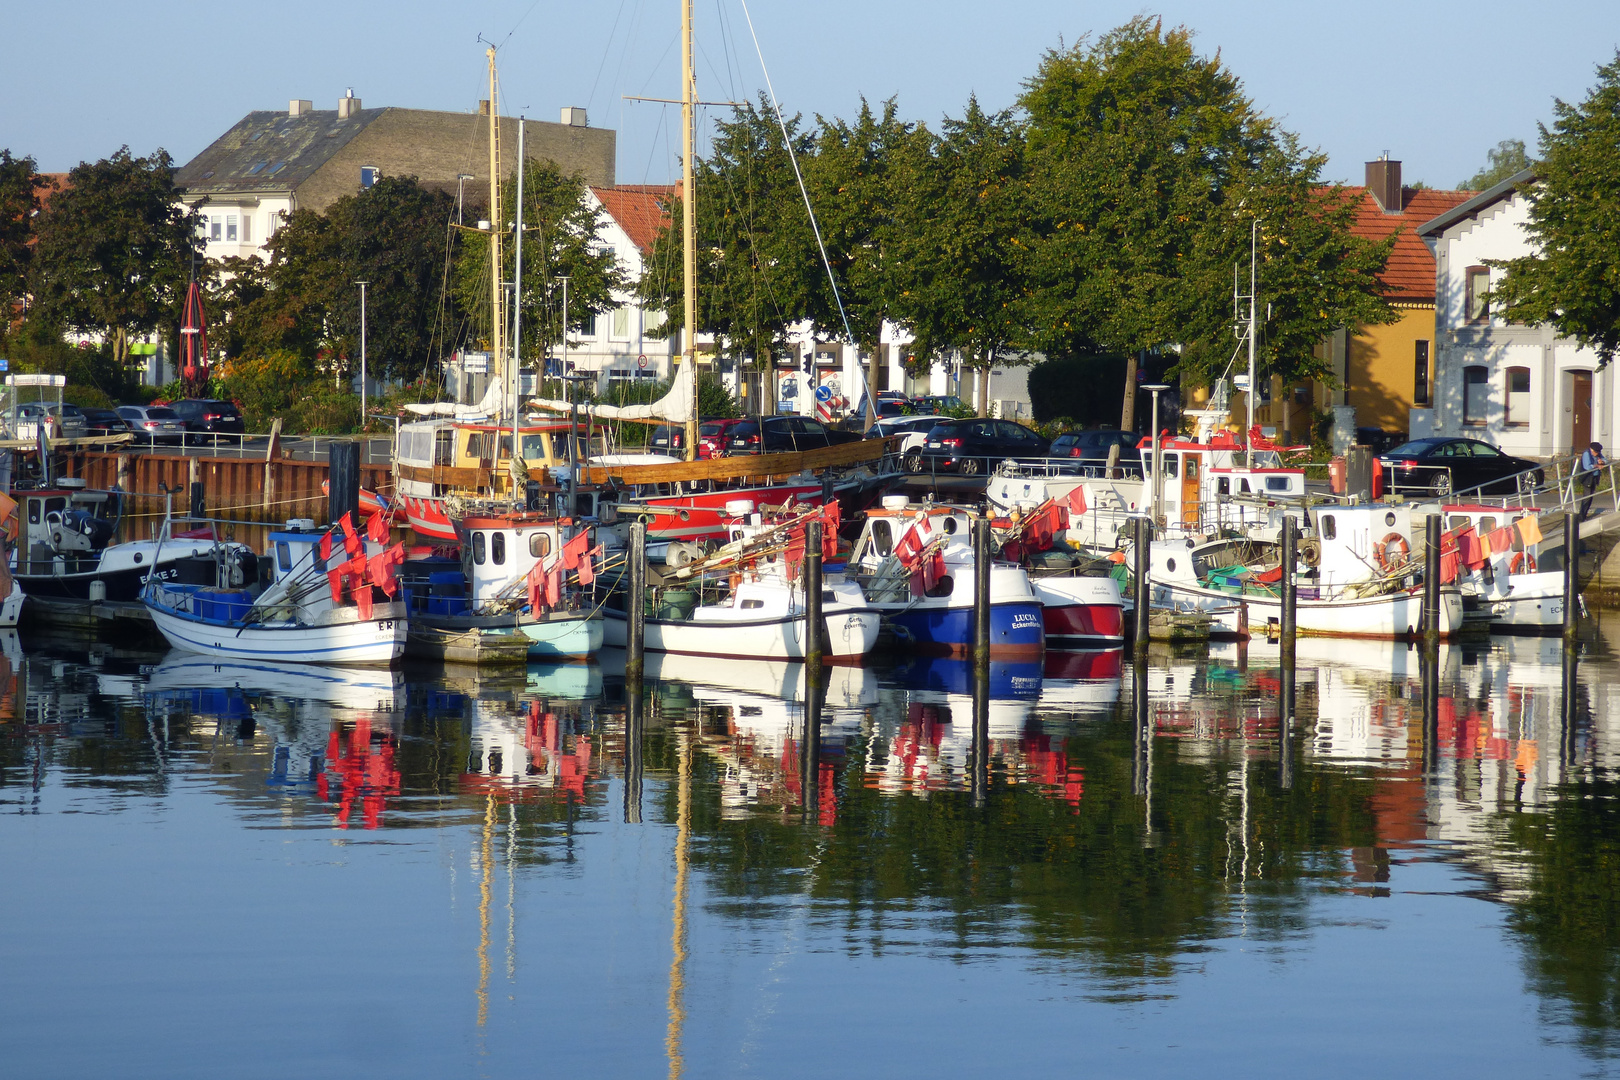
[3,629,1620,1075]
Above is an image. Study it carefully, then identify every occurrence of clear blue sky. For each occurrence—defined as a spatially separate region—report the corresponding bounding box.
[7,0,1616,190]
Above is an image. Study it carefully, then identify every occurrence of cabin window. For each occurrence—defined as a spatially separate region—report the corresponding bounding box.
[46,497,64,517]
[1463,365,1489,425]
[434,430,455,466]
[276,541,292,571]
[1320,515,1336,540]
[574,494,594,517]
[1480,517,1497,536]
[1265,476,1291,492]
[1161,455,1178,478]
[927,575,954,598]
[1239,479,1252,494]
[311,544,326,573]
[1217,477,1230,496]
[521,434,550,460]
[741,598,765,609]
[1448,516,1470,531]
[1385,512,1398,527]
[491,532,506,565]
[1166,557,1178,574]
[1505,366,1531,426]
[472,532,486,565]
[872,519,894,556]
[529,533,551,559]
[466,432,486,459]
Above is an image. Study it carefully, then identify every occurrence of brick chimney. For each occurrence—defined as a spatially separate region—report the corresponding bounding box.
[1366,156,1403,214]
[338,89,362,120]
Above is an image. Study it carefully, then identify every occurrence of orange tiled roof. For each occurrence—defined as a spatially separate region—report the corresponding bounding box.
[592,184,675,255]
[1331,185,1473,303]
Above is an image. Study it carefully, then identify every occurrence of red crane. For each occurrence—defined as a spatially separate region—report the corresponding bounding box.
[179,279,211,397]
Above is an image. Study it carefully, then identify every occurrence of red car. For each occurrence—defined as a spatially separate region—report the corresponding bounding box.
[698,418,748,459]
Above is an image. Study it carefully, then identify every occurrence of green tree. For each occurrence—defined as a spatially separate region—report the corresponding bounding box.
[1020,19,1393,427]
[455,159,623,374]
[27,147,196,369]
[890,97,1031,417]
[1491,52,1620,367]
[0,150,46,321]
[641,97,820,369]
[1460,137,1532,190]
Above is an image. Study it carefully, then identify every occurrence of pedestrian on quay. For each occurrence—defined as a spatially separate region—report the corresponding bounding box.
[1578,441,1607,522]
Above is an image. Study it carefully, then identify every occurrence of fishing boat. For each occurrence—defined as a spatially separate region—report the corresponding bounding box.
[142,521,407,665]
[600,503,881,661]
[1436,503,1563,632]
[847,499,1046,658]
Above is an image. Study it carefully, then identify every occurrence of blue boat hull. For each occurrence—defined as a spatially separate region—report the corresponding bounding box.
[885,600,1045,658]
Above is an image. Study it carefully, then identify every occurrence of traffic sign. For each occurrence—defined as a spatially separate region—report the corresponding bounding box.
[814,384,833,403]
[637,353,648,370]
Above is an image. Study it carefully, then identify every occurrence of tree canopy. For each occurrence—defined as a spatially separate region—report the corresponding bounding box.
[27,147,196,367]
[1490,51,1620,367]
[1460,138,1532,190]
[0,150,46,321]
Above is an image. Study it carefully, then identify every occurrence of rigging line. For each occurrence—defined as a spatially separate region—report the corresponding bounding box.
[735,0,862,369]
[713,0,740,107]
[587,0,633,114]
[497,0,545,50]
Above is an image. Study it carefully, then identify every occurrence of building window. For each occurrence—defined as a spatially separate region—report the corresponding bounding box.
[197,214,209,238]
[226,215,238,242]
[612,305,630,339]
[1414,340,1430,405]
[1463,365,1489,425]
[1505,366,1531,426]
[1465,266,1490,324]
[360,166,380,189]
[241,215,251,243]
[210,218,222,241]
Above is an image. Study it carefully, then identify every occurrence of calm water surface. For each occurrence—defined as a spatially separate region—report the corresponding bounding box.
[4,625,1620,1078]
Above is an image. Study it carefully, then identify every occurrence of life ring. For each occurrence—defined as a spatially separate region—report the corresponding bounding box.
[1373,532,1410,571]
[1510,551,1537,574]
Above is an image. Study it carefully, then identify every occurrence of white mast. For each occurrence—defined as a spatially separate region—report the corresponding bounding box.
[681,0,698,462]
[1245,219,1257,436]
[511,115,525,471]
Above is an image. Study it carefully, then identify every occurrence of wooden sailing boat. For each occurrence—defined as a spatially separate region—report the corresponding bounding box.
[393,34,897,549]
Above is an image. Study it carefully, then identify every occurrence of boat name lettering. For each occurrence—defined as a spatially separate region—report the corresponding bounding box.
[1011,613,1040,628]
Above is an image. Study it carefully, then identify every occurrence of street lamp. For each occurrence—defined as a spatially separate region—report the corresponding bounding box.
[1141,383,1171,525]
[355,280,370,425]
[456,174,474,226]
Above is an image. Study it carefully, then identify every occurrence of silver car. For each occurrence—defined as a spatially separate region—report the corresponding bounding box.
[116,405,187,446]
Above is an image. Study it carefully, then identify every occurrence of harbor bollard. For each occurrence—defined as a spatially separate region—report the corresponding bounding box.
[805,520,825,681]
[1560,644,1578,766]
[328,441,360,527]
[1423,514,1442,644]
[626,522,647,684]
[1420,643,1440,782]
[1280,515,1298,663]
[972,516,992,671]
[1564,514,1580,648]
[1133,516,1152,658]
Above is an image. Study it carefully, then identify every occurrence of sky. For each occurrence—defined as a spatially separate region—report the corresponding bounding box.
[6,0,1617,191]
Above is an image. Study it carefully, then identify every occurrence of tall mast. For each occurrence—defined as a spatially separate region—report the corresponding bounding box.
[1245,219,1257,436]
[681,0,698,461]
[511,115,525,470]
[487,46,505,397]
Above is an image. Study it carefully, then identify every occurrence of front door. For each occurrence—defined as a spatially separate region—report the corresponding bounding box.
[1181,455,1201,527]
[1572,371,1593,453]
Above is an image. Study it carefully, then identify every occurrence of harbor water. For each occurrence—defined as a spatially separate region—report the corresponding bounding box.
[4,626,1620,1077]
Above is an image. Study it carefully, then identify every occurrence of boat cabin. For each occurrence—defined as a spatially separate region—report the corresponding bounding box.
[16,483,120,574]
[396,418,605,499]
[458,513,580,603]
[850,500,975,575]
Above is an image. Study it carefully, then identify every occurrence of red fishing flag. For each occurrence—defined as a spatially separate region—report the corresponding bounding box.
[543,563,563,608]
[576,544,603,587]
[366,510,389,545]
[1065,484,1087,517]
[340,512,362,558]
[328,567,346,603]
[526,556,548,611]
[561,529,590,571]
[354,584,374,620]
[320,530,334,562]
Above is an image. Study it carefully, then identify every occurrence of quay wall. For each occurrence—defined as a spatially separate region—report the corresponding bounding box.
[63,450,394,539]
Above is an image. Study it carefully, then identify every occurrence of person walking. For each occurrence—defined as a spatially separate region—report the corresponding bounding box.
[1578,441,1607,522]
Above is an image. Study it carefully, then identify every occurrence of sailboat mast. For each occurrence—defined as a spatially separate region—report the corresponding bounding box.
[512,116,525,472]
[681,0,698,462]
[487,46,505,396]
[1245,219,1257,436]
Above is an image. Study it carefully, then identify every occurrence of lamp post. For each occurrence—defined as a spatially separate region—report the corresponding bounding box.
[456,174,474,226]
[1141,383,1170,526]
[355,280,369,425]
[558,276,570,393]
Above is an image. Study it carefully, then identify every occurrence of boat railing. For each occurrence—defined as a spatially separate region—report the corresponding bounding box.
[1392,451,1586,519]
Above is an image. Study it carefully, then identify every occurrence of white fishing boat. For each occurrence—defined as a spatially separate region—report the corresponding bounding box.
[1437,503,1563,632]
[142,522,406,665]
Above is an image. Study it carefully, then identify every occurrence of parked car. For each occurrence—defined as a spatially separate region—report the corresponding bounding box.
[697,418,748,459]
[867,414,949,473]
[726,416,862,455]
[918,418,1049,476]
[167,398,246,445]
[914,395,966,415]
[14,402,87,440]
[1047,428,1143,472]
[80,407,130,438]
[116,405,187,446]
[1379,436,1543,496]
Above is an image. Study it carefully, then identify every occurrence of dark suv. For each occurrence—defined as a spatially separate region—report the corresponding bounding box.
[727,416,862,455]
[168,399,246,445]
[918,418,1049,475]
[1048,429,1142,472]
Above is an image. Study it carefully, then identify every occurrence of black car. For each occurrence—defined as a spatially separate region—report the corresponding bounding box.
[727,416,862,455]
[1379,437,1543,496]
[917,418,1050,476]
[1048,428,1142,471]
[79,407,130,438]
[168,398,246,444]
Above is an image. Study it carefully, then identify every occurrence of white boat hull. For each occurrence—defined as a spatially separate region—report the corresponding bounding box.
[1151,580,1465,638]
[602,606,881,661]
[145,600,407,665]
[1467,569,1565,631]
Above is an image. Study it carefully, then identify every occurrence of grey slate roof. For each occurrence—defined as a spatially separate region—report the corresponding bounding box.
[174,108,385,197]
[1416,167,1537,238]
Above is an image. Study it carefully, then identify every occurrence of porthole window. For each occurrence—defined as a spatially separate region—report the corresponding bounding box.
[1166,557,1178,573]
[1321,515,1336,540]
[942,517,959,534]
[491,532,506,565]
[1385,512,1397,527]
[529,533,551,559]
[133,552,144,564]
[472,532,486,565]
